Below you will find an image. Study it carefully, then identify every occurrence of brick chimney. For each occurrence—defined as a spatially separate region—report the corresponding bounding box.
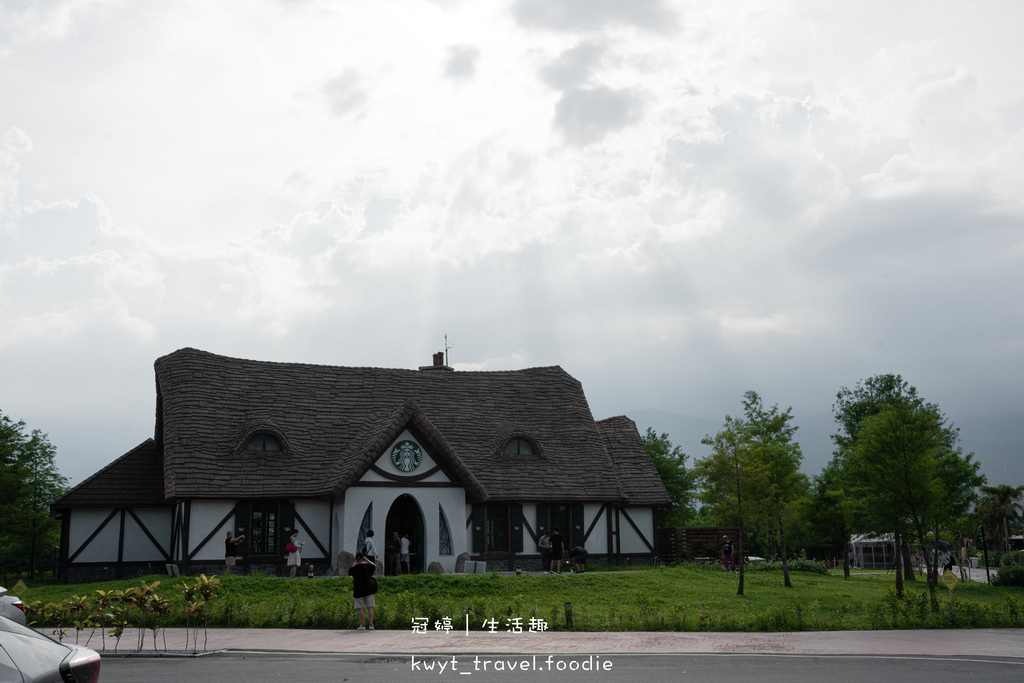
[419,351,454,372]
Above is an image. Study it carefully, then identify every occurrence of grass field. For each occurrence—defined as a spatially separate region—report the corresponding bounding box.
[16,564,1024,634]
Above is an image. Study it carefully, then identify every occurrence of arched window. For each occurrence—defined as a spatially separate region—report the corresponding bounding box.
[247,433,282,452]
[439,505,453,556]
[502,438,534,456]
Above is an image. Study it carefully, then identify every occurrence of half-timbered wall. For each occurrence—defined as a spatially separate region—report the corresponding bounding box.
[187,501,236,561]
[60,507,174,582]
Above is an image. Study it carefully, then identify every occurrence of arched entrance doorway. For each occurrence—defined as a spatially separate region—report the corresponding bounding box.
[385,494,425,574]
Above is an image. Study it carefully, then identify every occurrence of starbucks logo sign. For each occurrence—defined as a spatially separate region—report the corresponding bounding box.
[391,440,423,472]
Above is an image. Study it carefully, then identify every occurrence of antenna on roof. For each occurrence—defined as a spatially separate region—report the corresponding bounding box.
[445,334,453,367]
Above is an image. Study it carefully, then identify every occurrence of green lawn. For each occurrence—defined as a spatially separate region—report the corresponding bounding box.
[16,565,1023,632]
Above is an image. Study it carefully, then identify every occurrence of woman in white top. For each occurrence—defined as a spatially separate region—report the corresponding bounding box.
[286,529,304,579]
[363,530,378,566]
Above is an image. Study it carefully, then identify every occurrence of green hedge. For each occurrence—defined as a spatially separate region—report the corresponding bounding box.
[992,567,1024,588]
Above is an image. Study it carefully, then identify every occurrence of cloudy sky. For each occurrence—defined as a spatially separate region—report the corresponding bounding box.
[2,0,1022,488]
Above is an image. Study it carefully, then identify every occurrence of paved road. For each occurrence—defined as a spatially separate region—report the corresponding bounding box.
[100,651,1024,683]
[82,626,1024,658]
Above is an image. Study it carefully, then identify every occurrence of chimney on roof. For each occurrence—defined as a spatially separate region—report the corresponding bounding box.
[419,351,454,372]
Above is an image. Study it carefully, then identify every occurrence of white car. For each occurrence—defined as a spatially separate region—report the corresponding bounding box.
[0,586,27,626]
[0,615,101,682]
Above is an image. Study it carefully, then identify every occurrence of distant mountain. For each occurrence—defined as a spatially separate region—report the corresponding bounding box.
[626,408,1023,487]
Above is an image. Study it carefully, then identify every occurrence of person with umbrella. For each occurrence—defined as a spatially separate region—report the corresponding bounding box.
[932,540,954,572]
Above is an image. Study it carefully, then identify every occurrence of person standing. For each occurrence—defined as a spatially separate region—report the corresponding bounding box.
[286,529,305,579]
[548,526,565,574]
[386,531,402,576]
[363,530,378,567]
[722,535,735,572]
[349,553,376,630]
[538,531,552,573]
[400,533,411,574]
[224,531,245,574]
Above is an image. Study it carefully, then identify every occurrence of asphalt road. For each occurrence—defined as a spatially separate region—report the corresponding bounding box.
[100,651,1024,683]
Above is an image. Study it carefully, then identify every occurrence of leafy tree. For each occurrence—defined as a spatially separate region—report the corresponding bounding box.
[695,415,751,595]
[0,410,68,578]
[976,484,1024,553]
[738,391,807,588]
[832,374,920,588]
[835,379,984,603]
[802,460,851,574]
[641,427,696,527]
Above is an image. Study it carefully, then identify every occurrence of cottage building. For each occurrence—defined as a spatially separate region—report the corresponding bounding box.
[52,348,669,582]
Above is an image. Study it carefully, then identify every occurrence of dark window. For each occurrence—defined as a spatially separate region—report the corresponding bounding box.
[502,439,534,456]
[251,503,278,554]
[550,504,570,535]
[439,505,453,556]
[536,504,584,549]
[248,433,282,452]
[486,504,508,552]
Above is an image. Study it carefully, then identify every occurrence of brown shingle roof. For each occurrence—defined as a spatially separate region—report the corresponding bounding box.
[156,348,644,502]
[596,416,671,506]
[51,439,166,510]
[58,349,670,509]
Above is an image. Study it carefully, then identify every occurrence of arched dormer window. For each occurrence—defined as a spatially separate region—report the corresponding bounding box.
[247,433,283,452]
[503,438,535,456]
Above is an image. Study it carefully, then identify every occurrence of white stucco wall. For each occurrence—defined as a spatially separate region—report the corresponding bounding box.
[332,431,469,572]
[581,504,606,553]
[121,509,172,562]
[342,485,467,572]
[68,509,119,562]
[372,430,450,481]
[187,501,236,561]
[294,500,330,559]
[617,507,655,554]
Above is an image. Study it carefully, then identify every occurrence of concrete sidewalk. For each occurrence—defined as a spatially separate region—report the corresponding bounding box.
[82,627,1024,659]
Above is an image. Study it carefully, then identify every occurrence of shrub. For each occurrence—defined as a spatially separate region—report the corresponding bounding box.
[992,566,1024,588]
[1000,550,1024,567]
[745,557,828,574]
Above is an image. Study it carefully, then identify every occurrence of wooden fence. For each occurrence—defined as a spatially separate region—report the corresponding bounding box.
[657,526,747,565]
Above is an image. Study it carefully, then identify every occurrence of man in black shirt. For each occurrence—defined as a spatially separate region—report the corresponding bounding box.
[349,553,377,630]
[548,527,565,574]
[386,531,402,576]
[224,531,245,574]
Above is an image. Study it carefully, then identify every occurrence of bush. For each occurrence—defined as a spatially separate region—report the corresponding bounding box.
[744,557,828,574]
[992,566,1024,588]
[1000,550,1024,567]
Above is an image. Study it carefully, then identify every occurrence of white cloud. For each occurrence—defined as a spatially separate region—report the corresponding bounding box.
[0,0,1022,487]
[444,44,480,80]
[511,0,677,32]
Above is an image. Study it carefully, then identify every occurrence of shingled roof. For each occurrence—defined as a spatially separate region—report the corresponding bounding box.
[596,416,672,506]
[52,439,166,510]
[150,348,672,505]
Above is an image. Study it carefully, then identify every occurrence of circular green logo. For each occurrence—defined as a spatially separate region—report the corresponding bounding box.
[391,440,423,472]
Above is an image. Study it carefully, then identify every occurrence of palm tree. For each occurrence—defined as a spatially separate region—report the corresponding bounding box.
[977,484,1024,553]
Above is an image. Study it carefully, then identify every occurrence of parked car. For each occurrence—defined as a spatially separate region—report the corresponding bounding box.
[0,586,27,626]
[0,615,101,682]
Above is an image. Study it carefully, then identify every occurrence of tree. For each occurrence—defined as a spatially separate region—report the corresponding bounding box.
[641,428,696,527]
[976,484,1024,553]
[0,410,68,578]
[740,391,807,588]
[835,378,984,603]
[695,415,751,595]
[803,460,852,576]
[832,374,921,589]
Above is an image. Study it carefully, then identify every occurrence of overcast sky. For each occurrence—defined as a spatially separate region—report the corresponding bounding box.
[2,1,1022,488]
